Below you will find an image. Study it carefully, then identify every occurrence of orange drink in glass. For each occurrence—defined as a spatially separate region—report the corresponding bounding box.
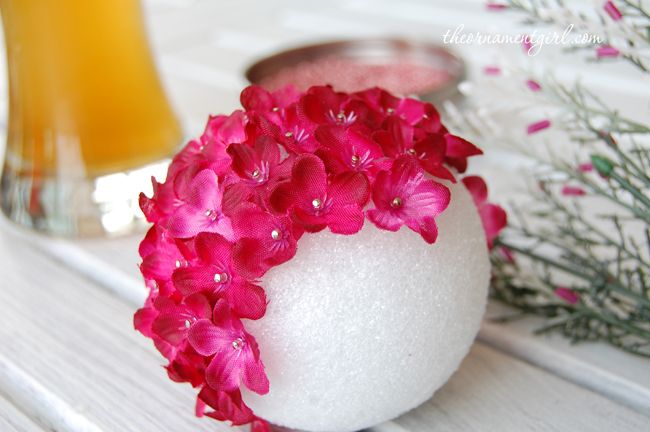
[0,0,182,235]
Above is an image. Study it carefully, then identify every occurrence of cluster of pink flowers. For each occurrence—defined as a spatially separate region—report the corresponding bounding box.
[134,85,505,430]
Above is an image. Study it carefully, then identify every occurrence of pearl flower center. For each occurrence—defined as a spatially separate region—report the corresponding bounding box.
[232,337,245,350]
[214,272,229,284]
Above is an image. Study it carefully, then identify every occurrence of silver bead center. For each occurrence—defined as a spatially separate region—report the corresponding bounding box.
[271,229,281,240]
[232,337,245,350]
[214,272,229,283]
[312,198,322,209]
[391,197,403,208]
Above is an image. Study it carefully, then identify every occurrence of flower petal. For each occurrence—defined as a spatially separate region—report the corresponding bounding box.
[205,350,242,392]
[462,175,488,204]
[242,358,270,395]
[228,281,267,320]
[327,205,365,235]
[329,172,370,207]
[187,319,230,356]
[172,266,217,296]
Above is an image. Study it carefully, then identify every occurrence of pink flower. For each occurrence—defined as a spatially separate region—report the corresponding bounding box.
[301,85,357,126]
[151,294,212,346]
[526,79,542,92]
[188,300,269,394]
[353,87,429,126]
[596,45,620,58]
[202,111,247,152]
[226,136,293,206]
[139,225,191,283]
[561,185,586,196]
[373,117,456,181]
[367,157,450,244]
[604,1,623,21]
[166,169,235,239]
[166,349,206,386]
[171,111,247,178]
[172,232,267,320]
[462,176,507,249]
[315,125,389,178]
[270,154,370,234]
[240,85,300,125]
[232,203,302,268]
[196,386,256,425]
[443,133,483,174]
[527,119,551,134]
[554,287,580,304]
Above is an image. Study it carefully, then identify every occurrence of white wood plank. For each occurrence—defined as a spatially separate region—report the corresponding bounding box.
[59,231,650,419]
[480,303,650,416]
[0,227,234,432]
[0,394,43,432]
[2,225,649,432]
[395,343,649,432]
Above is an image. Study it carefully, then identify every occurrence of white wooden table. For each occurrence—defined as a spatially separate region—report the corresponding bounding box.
[0,0,649,431]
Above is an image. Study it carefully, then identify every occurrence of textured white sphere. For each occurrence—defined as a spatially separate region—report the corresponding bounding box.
[242,182,490,432]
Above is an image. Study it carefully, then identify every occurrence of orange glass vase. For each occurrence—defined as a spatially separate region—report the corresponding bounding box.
[0,0,182,236]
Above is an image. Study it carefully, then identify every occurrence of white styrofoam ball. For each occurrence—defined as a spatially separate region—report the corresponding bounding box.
[242,181,490,432]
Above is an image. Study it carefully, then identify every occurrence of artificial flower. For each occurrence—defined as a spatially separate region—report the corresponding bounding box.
[270,154,370,234]
[188,300,269,394]
[462,175,507,249]
[172,233,267,320]
[166,169,235,240]
[367,157,450,243]
[196,386,255,425]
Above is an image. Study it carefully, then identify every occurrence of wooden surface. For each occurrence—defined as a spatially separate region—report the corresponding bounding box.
[0,0,649,431]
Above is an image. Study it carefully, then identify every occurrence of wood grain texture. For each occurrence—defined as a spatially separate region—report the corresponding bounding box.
[1,0,650,429]
[0,394,43,432]
[395,343,650,432]
[0,228,235,432]
[2,223,648,431]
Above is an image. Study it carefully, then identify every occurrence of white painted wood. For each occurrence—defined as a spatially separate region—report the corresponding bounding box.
[0,226,648,432]
[1,0,650,429]
[0,393,43,432]
[395,343,650,432]
[0,227,235,432]
[479,303,650,416]
[48,229,650,420]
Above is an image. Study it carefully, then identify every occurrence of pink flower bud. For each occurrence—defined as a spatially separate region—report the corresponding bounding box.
[486,2,508,10]
[561,185,586,196]
[484,66,501,75]
[554,287,580,304]
[596,45,620,58]
[604,1,623,21]
[527,119,551,134]
[526,79,542,92]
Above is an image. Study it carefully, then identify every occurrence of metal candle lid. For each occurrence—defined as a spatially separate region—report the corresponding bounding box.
[244,38,466,104]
